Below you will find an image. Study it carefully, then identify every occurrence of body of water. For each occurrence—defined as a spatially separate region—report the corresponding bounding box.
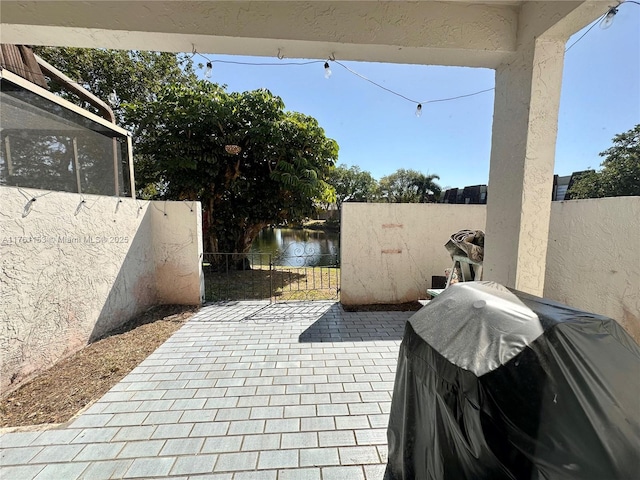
[250,227,340,267]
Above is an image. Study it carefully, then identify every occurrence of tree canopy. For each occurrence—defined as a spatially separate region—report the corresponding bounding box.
[568,125,640,199]
[31,47,338,253]
[127,81,338,253]
[326,164,378,209]
[32,47,196,127]
[378,169,441,203]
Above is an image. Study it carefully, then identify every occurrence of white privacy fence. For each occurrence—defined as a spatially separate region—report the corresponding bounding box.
[341,198,640,343]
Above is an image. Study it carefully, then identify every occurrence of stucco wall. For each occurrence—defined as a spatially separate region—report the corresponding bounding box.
[340,203,487,305]
[0,187,202,390]
[544,197,640,342]
[340,199,640,343]
[152,201,204,306]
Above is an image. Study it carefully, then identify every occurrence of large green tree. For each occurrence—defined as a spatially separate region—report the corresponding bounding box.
[127,81,338,254]
[568,124,640,199]
[378,169,441,203]
[31,47,196,127]
[326,164,378,210]
[31,47,337,253]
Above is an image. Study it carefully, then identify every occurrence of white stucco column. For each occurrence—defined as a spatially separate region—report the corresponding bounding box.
[484,37,566,295]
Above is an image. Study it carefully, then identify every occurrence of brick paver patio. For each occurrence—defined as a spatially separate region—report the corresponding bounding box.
[1,301,415,479]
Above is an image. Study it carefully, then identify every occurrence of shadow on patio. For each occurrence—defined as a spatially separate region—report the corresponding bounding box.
[298,303,409,343]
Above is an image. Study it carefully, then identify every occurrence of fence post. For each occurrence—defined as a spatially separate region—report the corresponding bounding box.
[269,253,274,304]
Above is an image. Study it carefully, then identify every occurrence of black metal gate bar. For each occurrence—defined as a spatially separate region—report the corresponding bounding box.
[203,243,339,302]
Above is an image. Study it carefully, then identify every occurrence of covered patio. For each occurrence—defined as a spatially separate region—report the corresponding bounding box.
[2,2,634,478]
[1,301,413,479]
[0,0,611,297]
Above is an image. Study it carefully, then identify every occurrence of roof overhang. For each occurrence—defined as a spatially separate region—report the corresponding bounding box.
[0,1,609,69]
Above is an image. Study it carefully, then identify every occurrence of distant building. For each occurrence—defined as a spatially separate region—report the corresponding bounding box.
[441,185,487,204]
[555,170,594,201]
[441,170,594,205]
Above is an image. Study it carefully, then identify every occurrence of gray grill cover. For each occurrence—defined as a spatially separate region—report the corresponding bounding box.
[385,282,640,480]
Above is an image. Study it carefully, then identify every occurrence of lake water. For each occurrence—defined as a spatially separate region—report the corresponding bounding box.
[250,227,340,267]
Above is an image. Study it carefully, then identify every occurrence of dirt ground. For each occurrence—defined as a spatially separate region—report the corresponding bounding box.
[0,305,198,429]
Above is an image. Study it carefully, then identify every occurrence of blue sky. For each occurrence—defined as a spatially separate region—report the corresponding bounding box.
[195,4,639,189]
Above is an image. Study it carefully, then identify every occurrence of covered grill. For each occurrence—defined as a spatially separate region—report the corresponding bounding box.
[385,282,640,480]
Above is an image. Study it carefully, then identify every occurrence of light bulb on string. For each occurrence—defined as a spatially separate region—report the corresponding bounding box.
[415,104,423,117]
[108,91,118,105]
[324,62,332,79]
[600,7,618,29]
[205,61,213,78]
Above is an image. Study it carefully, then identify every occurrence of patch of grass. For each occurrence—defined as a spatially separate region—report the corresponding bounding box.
[204,265,340,302]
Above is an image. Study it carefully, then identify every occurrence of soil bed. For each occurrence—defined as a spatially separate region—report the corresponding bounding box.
[1,301,421,429]
[0,305,197,429]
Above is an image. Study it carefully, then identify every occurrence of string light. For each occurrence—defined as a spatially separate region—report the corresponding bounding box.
[600,7,618,29]
[194,53,322,67]
[324,62,332,79]
[8,1,636,120]
[17,188,52,217]
[74,197,87,216]
[11,187,140,218]
[188,1,640,116]
[152,201,169,216]
[565,1,637,52]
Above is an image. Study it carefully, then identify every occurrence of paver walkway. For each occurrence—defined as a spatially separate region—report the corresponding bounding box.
[1,301,415,479]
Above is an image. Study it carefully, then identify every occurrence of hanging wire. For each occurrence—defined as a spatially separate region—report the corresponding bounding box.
[195,52,323,67]
[426,88,496,104]
[17,187,53,203]
[183,200,196,213]
[334,60,495,106]
[565,12,608,52]
[151,201,168,216]
[333,60,419,103]
[192,1,639,112]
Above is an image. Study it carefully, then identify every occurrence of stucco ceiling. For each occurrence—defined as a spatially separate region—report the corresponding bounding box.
[0,1,607,68]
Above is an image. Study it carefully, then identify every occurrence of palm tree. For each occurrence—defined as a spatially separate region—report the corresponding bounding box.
[412,173,442,202]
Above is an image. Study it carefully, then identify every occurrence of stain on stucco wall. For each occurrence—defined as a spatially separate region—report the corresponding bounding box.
[340,199,640,344]
[0,187,202,390]
[340,203,487,305]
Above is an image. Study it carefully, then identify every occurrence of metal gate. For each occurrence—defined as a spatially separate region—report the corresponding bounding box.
[203,243,340,302]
